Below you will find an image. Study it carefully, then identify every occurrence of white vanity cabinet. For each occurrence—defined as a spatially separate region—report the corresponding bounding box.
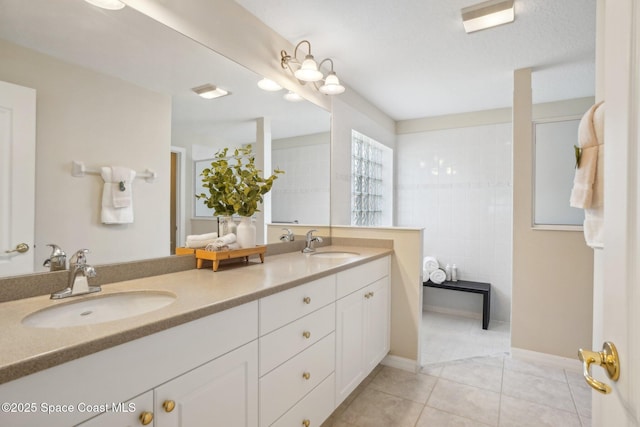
[76,391,154,427]
[335,257,390,405]
[258,275,337,427]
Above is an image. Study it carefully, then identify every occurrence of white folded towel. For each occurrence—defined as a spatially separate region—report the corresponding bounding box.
[205,233,238,250]
[101,166,136,224]
[185,232,219,248]
[205,241,241,251]
[429,269,446,284]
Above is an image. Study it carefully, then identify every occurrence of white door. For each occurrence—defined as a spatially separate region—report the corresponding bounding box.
[0,80,35,277]
[588,1,640,425]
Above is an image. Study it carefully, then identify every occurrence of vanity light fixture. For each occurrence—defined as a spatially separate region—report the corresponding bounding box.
[280,40,345,95]
[461,0,515,33]
[257,78,283,92]
[283,91,304,102]
[192,84,230,99]
[84,0,126,10]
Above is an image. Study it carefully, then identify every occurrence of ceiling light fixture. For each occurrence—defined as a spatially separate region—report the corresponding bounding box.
[283,91,304,102]
[461,0,515,33]
[84,0,126,10]
[192,84,230,99]
[257,78,283,92]
[280,40,345,95]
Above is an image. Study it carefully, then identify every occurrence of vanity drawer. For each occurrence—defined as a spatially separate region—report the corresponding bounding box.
[260,333,335,427]
[337,257,389,299]
[260,275,336,335]
[260,303,335,376]
[270,373,335,427]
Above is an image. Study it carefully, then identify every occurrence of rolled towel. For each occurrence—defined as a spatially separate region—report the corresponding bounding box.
[429,268,446,285]
[205,241,241,251]
[207,233,237,250]
[185,232,219,248]
[423,256,439,274]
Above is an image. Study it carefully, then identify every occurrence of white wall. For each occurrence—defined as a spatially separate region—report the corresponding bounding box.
[0,39,171,269]
[396,123,513,322]
[271,133,330,225]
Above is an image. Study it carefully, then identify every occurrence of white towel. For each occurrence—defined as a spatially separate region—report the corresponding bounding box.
[422,256,439,279]
[570,102,605,248]
[185,232,219,249]
[206,233,238,250]
[101,166,136,224]
[429,269,446,284]
[205,241,241,251]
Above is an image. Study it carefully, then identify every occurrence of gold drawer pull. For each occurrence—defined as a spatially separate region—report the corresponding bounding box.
[302,420,311,427]
[302,372,311,380]
[303,296,311,304]
[139,411,154,425]
[162,400,176,413]
[302,331,311,339]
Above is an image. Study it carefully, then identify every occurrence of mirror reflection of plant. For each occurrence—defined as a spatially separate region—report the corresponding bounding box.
[197,145,284,217]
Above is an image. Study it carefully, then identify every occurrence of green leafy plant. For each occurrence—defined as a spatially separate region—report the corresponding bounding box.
[197,145,284,217]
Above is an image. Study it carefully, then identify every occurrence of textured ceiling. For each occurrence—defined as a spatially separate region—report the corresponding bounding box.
[234,0,597,120]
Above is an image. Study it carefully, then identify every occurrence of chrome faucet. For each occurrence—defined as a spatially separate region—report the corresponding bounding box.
[51,249,100,299]
[43,244,67,271]
[302,229,323,253]
[280,228,295,242]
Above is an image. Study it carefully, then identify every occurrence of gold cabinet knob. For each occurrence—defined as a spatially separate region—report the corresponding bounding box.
[302,419,311,427]
[302,331,311,339]
[139,411,154,425]
[364,292,371,299]
[303,296,311,304]
[302,372,311,380]
[162,400,176,413]
[369,291,375,297]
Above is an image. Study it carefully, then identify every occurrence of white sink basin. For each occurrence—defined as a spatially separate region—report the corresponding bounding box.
[22,291,177,328]
[310,251,360,259]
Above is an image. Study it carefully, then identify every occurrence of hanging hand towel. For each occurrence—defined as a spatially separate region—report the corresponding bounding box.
[101,166,136,224]
[569,101,605,248]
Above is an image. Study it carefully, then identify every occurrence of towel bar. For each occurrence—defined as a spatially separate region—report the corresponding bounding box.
[71,161,157,183]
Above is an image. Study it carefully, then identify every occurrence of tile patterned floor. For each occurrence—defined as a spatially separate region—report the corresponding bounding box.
[321,312,592,427]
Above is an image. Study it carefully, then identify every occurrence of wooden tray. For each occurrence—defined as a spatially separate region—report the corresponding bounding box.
[195,245,266,272]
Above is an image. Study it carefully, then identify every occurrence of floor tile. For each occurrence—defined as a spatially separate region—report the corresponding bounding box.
[336,387,423,427]
[439,360,503,392]
[502,369,575,412]
[416,405,493,427]
[499,395,582,427]
[368,366,438,403]
[568,379,592,418]
[503,357,567,382]
[427,378,501,426]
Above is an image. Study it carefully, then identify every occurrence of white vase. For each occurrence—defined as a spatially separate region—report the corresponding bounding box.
[236,216,256,248]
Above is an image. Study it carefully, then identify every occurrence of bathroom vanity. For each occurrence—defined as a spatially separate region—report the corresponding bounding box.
[0,246,391,427]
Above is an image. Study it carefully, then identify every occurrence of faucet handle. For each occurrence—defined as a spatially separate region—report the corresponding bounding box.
[306,229,317,238]
[70,249,90,265]
[43,244,67,271]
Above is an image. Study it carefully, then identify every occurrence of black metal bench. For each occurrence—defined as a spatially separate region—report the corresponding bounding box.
[422,280,491,329]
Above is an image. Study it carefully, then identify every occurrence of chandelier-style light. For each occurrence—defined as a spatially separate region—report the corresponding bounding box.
[280,40,345,95]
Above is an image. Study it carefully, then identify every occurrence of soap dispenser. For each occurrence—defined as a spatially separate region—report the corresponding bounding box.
[43,244,67,271]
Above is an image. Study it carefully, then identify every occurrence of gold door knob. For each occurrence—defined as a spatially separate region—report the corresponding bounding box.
[302,419,311,427]
[303,296,311,304]
[578,341,620,394]
[302,331,311,339]
[162,400,176,412]
[302,372,311,380]
[5,243,29,254]
[139,411,154,425]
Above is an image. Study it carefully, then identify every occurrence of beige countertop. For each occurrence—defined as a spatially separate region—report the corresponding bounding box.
[0,245,392,385]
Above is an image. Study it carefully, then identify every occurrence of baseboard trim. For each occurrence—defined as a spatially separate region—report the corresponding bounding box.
[423,305,482,320]
[510,347,582,372]
[381,354,419,373]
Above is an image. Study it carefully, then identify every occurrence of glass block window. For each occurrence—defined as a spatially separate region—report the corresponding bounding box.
[351,130,385,226]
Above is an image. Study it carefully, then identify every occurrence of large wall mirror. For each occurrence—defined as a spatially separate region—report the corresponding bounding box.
[0,0,330,279]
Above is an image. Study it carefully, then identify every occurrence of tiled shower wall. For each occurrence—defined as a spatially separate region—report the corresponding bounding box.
[396,123,513,322]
